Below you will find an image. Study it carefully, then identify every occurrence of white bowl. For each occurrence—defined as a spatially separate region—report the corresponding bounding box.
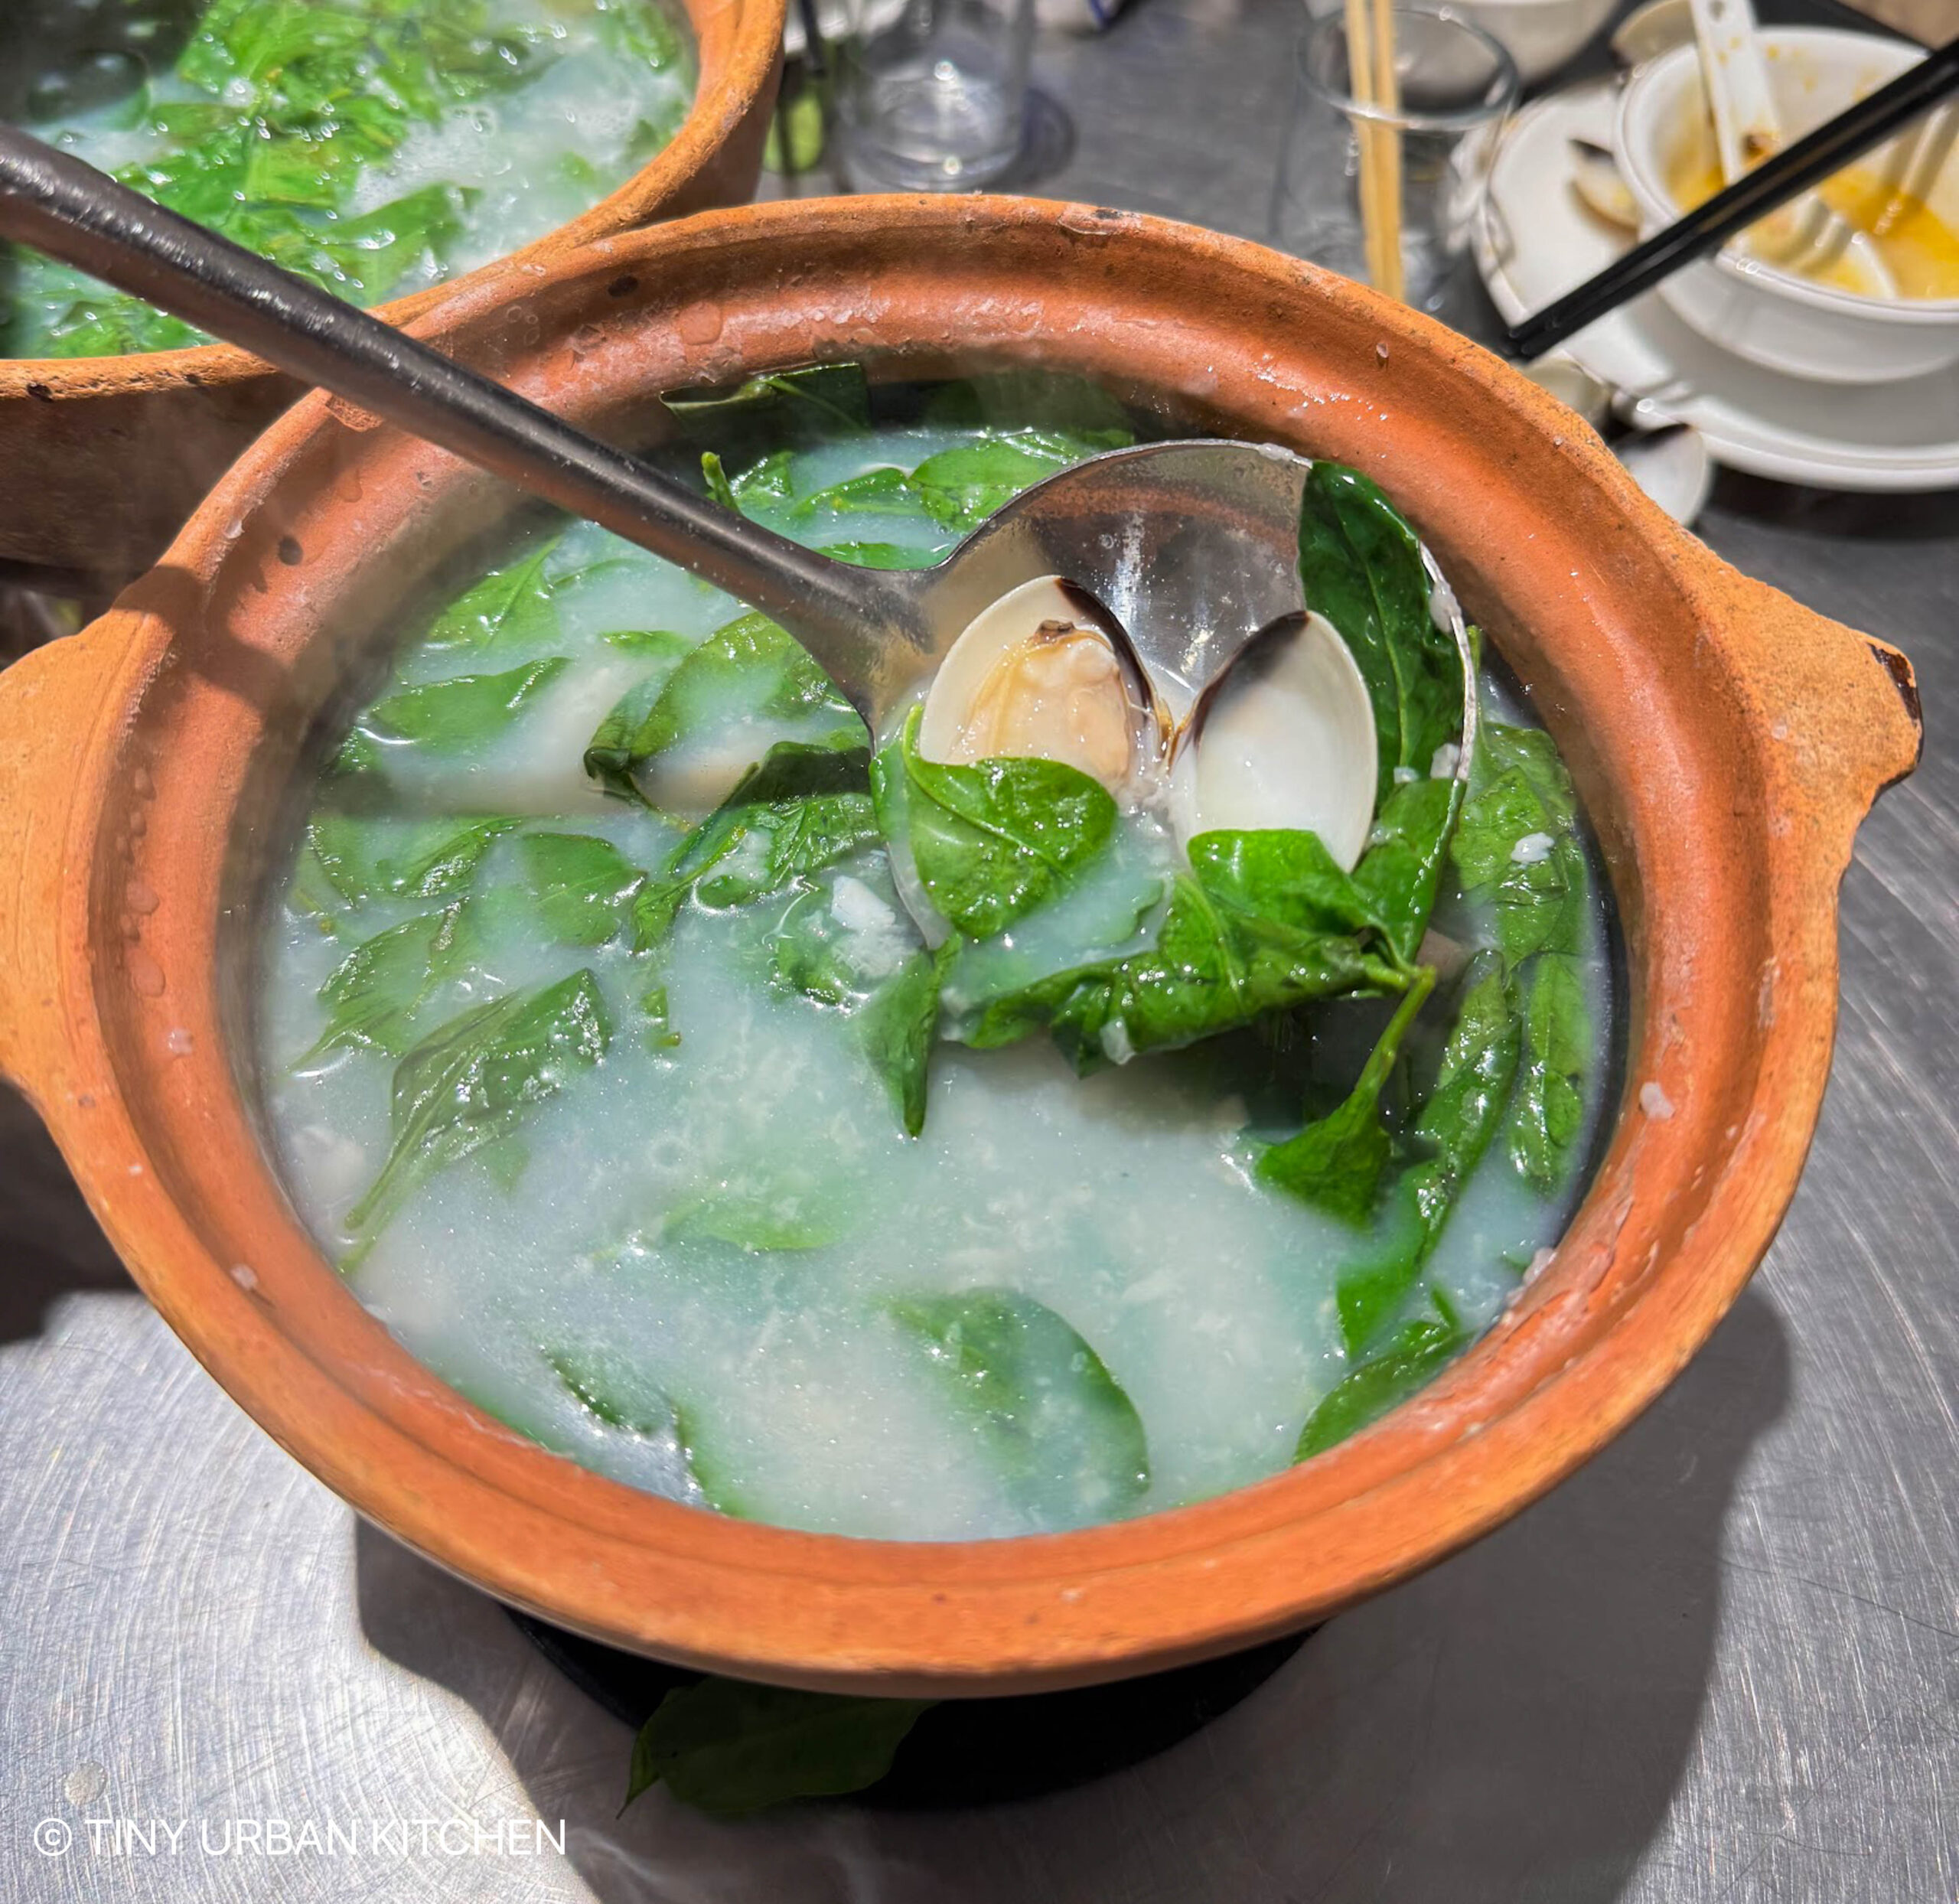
[1613,28,1959,386]
[1447,0,1618,85]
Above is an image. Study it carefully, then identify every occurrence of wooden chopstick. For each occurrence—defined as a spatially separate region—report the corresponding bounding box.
[1345,0,1405,303]
[1505,33,1959,359]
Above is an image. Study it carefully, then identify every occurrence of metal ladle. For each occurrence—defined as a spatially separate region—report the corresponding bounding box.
[0,126,1384,735]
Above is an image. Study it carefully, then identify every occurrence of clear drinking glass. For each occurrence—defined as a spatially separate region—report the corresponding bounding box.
[836,0,1037,191]
[1270,5,1518,313]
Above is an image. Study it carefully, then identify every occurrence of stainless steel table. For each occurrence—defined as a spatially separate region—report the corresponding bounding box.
[3,2,1954,1897]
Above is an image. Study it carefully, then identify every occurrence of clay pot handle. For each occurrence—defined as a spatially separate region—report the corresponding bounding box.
[0,625,114,1098]
[1716,570,1921,843]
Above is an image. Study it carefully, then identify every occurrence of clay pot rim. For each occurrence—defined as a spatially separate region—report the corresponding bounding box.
[0,195,1919,1695]
[0,0,784,397]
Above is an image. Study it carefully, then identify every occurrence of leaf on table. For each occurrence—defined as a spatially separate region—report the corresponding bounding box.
[624,1677,934,1818]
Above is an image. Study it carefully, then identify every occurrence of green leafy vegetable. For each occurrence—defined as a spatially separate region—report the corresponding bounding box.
[344,970,611,1261]
[585,639,696,800]
[616,611,859,776]
[298,902,471,1065]
[793,465,922,520]
[872,708,1117,938]
[908,439,1090,532]
[1296,1306,1466,1459]
[817,540,941,570]
[701,451,739,513]
[420,541,562,654]
[308,813,519,907]
[360,656,569,751]
[639,983,682,1053]
[624,1679,934,1818]
[518,833,646,947]
[544,1348,738,1511]
[1335,955,1521,1353]
[1449,720,1589,964]
[1296,461,1463,799]
[660,1174,854,1252]
[1257,967,1436,1224]
[1508,953,1590,1192]
[891,1289,1149,1521]
[860,944,952,1137]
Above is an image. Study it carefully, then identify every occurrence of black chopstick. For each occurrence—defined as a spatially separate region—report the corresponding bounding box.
[1504,35,1959,362]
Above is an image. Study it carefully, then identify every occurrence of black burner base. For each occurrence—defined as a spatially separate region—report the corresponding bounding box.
[505,1609,1312,1808]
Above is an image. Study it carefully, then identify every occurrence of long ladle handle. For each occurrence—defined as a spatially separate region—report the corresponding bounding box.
[0,126,911,698]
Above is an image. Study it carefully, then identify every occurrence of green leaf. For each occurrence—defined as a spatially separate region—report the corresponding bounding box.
[1449,721,1590,964]
[639,983,683,1053]
[860,943,952,1137]
[682,742,878,911]
[344,971,611,1258]
[624,611,859,770]
[908,438,1083,531]
[874,708,1116,939]
[298,902,471,1065]
[660,1173,854,1252]
[361,656,569,751]
[584,641,695,800]
[1296,1310,1465,1459]
[518,833,646,947]
[965,850,1407,1073]
[702,450,739,512]
[307,813,520,907]
[1353,775,1465,967]
[890,1289,1149,1521]
[1336,954,1522,1353]
[792,465,923,520]
[1508,953,1590,1193]
[817,540,941,571]
[544,1348,738,1511]
[1297,461,1464,800]
[731,448,797,503]
[1257,966,1436,1224]
[662,363,872,455]
[420,541,562,654]
[624,1679,934,1818]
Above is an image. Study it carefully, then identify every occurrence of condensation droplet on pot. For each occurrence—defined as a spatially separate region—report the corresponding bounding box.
[165,1027,193,1057]
[676,299,724,344]
[1525,1247,1556,1282]
[126,948,166,997]
[1375,341,1390,364]
[1639,1081,1675,1120]
[229,1263,259,1293]
[569,323,605,360]
[131,765,154,798]
[125,879,159,915]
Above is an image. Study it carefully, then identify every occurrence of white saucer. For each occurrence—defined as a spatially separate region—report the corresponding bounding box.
[1474,80,1959,492]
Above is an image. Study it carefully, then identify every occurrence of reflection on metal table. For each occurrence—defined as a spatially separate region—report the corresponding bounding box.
[2,0,1955,1898]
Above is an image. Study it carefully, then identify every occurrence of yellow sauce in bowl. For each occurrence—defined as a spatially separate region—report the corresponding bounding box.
[1667,154,1959,301]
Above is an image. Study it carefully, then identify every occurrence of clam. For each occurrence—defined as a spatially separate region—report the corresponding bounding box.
[916,575,1169,797]
[912,579,1383,875]
[1167,610,1377,871]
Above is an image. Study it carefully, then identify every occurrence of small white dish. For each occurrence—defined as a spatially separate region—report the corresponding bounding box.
[1475,80,1959,491]
[1614,29,1959,386]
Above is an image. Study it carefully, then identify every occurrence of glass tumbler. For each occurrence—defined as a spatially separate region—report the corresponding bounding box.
[836,0,1037,191]
[1270,5,1517,312]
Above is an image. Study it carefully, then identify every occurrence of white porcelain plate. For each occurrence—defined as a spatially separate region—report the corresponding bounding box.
[1474,80,1959,492]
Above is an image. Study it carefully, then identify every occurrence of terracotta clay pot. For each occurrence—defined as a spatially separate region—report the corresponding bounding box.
[0,0,784,582]
[0,198,1920,1695]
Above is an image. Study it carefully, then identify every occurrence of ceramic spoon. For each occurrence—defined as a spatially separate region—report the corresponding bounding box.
[0,127,1468,749]
[1687,0,1895,294]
